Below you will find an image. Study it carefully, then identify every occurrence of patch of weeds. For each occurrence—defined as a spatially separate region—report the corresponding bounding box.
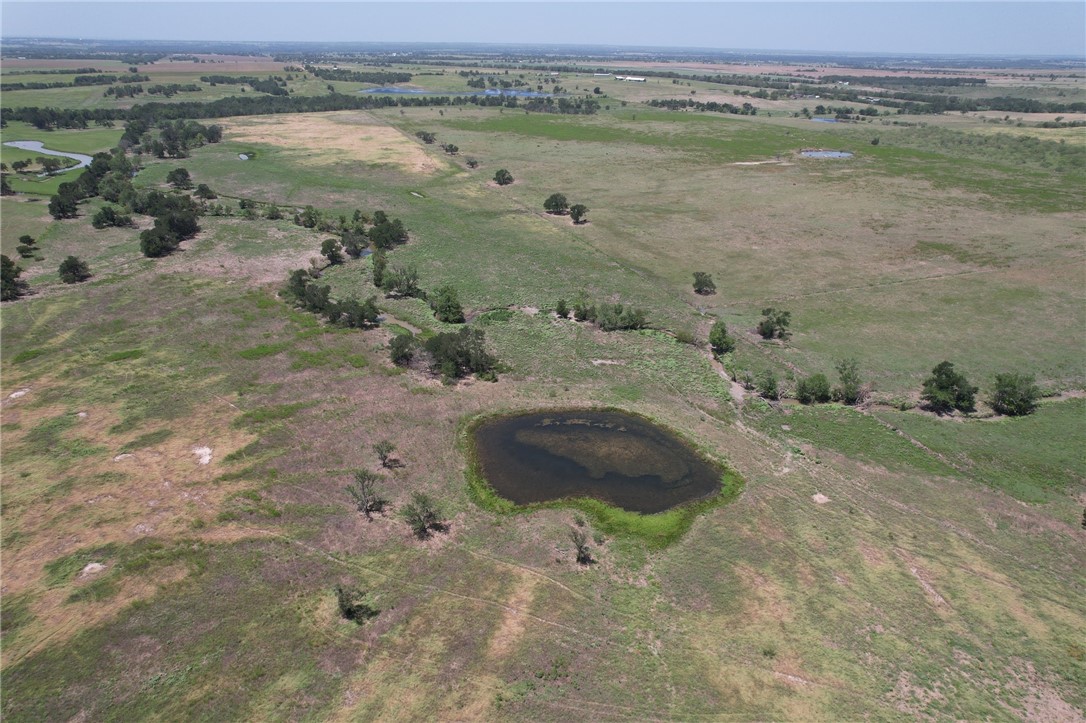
[66,577,121,604]
[43,476,77,501]
[218,489,281,520]
[477,309,515,324]
[44,544,120,587]
[343,353,368,369]
[0,592,34,645]
[120,428,174,452]
[232,402,311,428]
[610,384,643,402]
[12,348,47,364]
[384,324,413,337]
[496,680,536,708]
[103,349,145,363]
[238,342,289,360]
[289,348,337,370]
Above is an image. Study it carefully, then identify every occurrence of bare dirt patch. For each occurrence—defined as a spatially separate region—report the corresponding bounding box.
[224,112,442,174]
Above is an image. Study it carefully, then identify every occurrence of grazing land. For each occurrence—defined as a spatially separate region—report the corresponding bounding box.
[1,42,1084,721]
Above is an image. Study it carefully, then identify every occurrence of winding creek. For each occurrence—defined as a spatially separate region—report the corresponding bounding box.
[3,140,95,174]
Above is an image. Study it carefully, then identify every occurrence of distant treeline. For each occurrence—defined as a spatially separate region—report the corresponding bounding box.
[302,65,412,84]
[200,74,289,95]
[1,73,148,91]
[647,98,758,115]
[821,75,987,87]
[3,91,597,130]
[3,67,103,75]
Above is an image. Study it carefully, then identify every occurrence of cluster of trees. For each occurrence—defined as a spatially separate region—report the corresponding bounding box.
[3,73,146,92]
[302,66,412,84]
[391,327,499,382]
[284,268,381,329]
[543,193,589,223]
[137,193,201,257]
[757,308,791,339]
[105,84,144,99]
[1,255,29,301]
[795,359,866,405]
[554,295,648,332]
[48,148,136,220]
[121,118,223,158]
[146,83,202,97]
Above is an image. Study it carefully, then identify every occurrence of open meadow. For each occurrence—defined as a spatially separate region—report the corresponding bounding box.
[1,49,1084,720]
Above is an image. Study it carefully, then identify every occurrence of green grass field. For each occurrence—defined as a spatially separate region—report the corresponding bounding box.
[2,52,1084,721]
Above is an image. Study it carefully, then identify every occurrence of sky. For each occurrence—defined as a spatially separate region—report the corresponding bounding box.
[2,2,1084,57]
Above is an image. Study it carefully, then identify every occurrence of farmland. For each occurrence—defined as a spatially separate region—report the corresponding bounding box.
[1,43,1084,720]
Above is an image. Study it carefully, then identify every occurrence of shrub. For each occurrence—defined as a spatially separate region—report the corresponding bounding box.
[493,168,514,185]
[757,370,779,400]
[194,183,216,199]
[1,255,29,301]
[833,358,865,405]
[596,303,647,331]
[400,492,446,538]
[692,271,716,295]
[58,256,91,284]
[795,373,832,404]
[166,167,193,189]
[423,327,497,380]
[571,527,593,565]
[989,372,1041,416]
[91,205,132,229]
[346,469,386,518]
[380,263,422,298]
[334,584,379,623]
[757,308,791,339]
[389,334,416,366]
[569,204,589,224]
[321,237,344,265]
[139,227,179,258]
[555,298,570,318]
[429,285,465,323]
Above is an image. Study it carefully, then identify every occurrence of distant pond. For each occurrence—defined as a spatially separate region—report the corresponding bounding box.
[801,150,854,158]
[472,410,723,514]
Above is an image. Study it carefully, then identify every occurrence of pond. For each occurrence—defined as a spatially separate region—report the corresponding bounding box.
[3,140,94,173]
[801,150,854,158]
[472,410,723,514]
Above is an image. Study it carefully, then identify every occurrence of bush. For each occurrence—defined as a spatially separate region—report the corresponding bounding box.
[334,584,379,623]
[569,204,589,224]
[91,205,132,229]
[493,168,514,185]
[555,298,570,318]
[708,320,735,356]
[139,227,179,258]
[795,373,832,404]
[989,372,1040,416]
[429,285,465,323]
[389,334,416,366]
[757,308,791,339]
[334,296,380,328]
[571,527,593,565]
[1,255,29,301]
[757,370,779,400]
[380,263,422,298]
[692,271,716,295]
[194,183,217,199]
[166,167,192,189]
[321,237,344,265]
[58,256,91,284]
[921,361,977,414]
[595,303,647,331]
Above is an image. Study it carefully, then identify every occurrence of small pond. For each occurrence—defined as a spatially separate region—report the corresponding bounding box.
[238,153,250,160]
[801,150,854,158]
[810,118,839,123]
[472,410,722,514]
[3,140,94,173]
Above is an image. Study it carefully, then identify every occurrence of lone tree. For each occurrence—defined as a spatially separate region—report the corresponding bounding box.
[921,361,977,414]
[989,372,1041,416]
[166,167,193,189]
[334,584,379,623]
[58,256,91,284]
[373,440,396,468]
[465,157,479,169]
[693,272,716,295]
[346,469,386,519]
[194,183,217,199]
[571,527,593,565]
[569,204,589,224]
[401,491,446,538]
[415,131,437,144]
[321,237,344,265]
[1,255,29,301]
[543,193,569,215]
[493,168,514,186]
[429,284,465,324]
[708,320,735,356]
[757,308,791,340]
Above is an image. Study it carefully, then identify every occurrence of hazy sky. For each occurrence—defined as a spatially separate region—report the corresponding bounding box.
[2,2,1084,56]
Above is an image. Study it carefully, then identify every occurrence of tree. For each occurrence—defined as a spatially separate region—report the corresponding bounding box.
[921,361,977,414]
[415,131,436,144]
[335,296,380,328]
[48,191,79,219]
[380,264,422,298]
[571,527,593,565]
[796,373,832,404]
[0,175,12,196]
[389,334,415,366]
[569,204,588,224]
[595,303,647,331]
[194,183,216,199]
[334,584,379,623]
[1,255,29,301]
[166,167,193,189]
[833,358,865,405]
[757,308,791,339]
[493,168,514,186]
[58,256,91,284]
[139,227,180,258]
[465,157,479,169]
[429,285,465,323]
[341,230,368,259]
[543,193,569,215]
[757,370,779,400]
[555,298,570,318]
[91,205,133,229]
[346,469,386,519]
[371,251,387,288]
[400,491,446,538]
[321,237,344,265]
[264,203,283,220]
[708,320,735,356]
[989,372,1040,416]
[693,272,716,295]
[423,327,497,380]
[373,440,396,468]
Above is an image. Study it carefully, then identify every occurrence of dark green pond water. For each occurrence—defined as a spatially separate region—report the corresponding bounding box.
[473,410,722,514]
